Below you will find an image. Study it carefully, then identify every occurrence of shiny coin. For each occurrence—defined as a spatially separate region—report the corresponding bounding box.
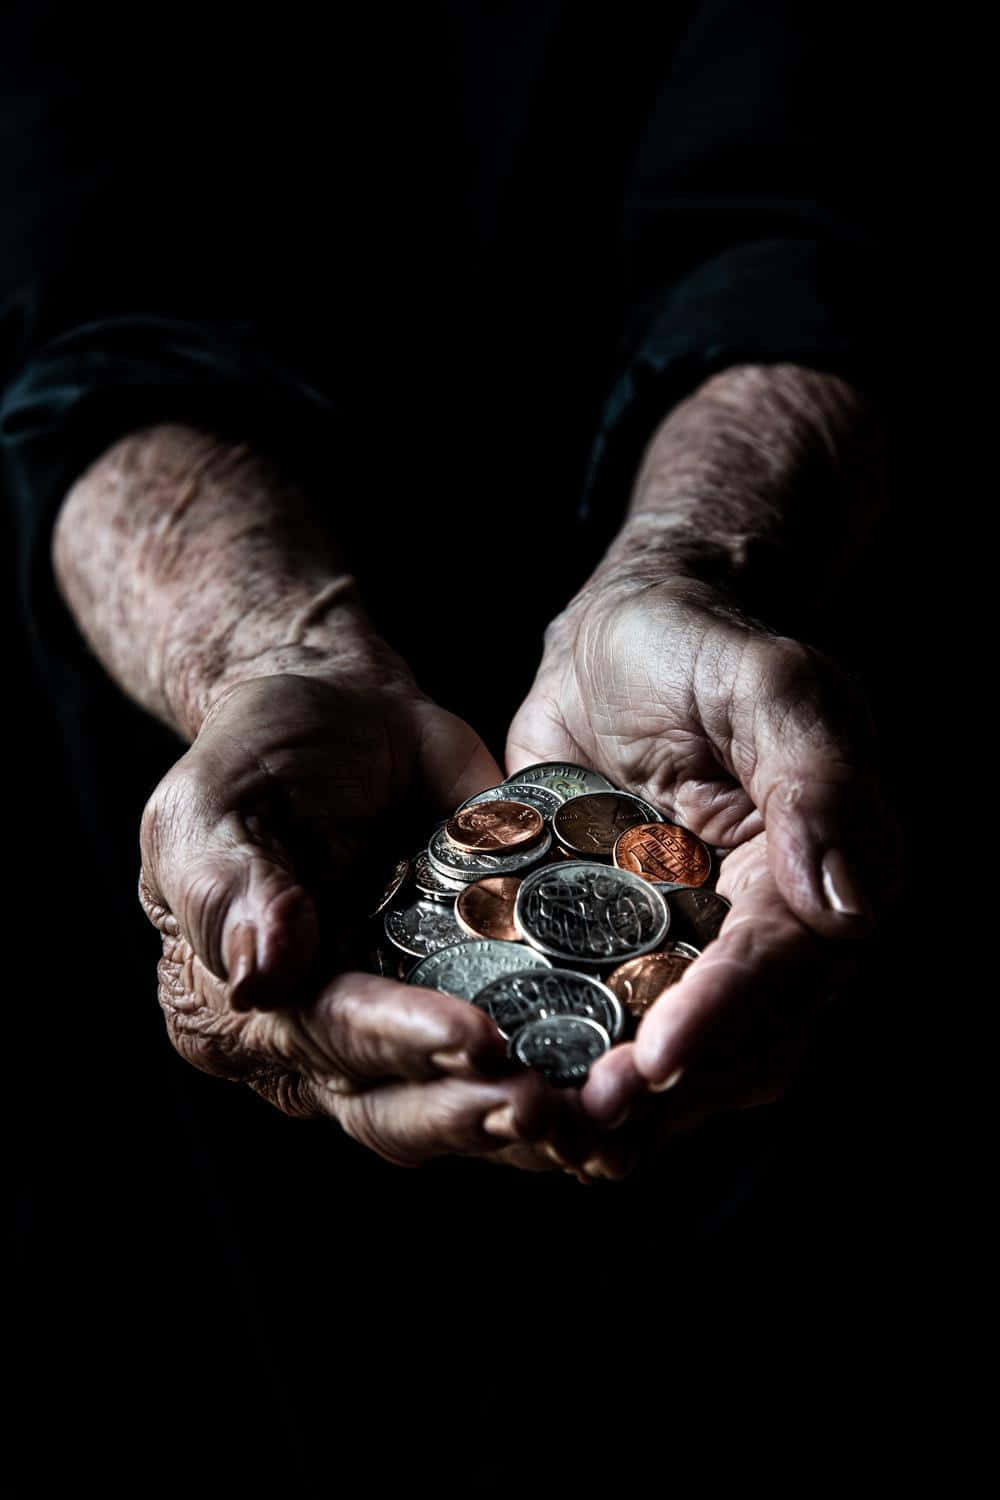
[471,967,624,1042]
[383,897,466,958]
[428,823,552,882]
[455,877,523,941]
[406,939,551,1000]
[456,781,562,820]
[514,860,669,967]
[445,800,544,853]
[665,887,731,948]
[369,856,411,918]
[503,761,615,803]
[552,791,663,858]
[413,850,468,901]
[510,1014,610,1087]
[606,951,695,1023]
[613,822,712,887]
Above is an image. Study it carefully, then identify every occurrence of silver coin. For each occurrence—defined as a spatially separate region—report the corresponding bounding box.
[456,781,562,820]
[471,967,624,1042]
[427,822,552,881]
[510,1014,610,1087]
[503,762,615,803]
[413,850,469,900]
[383,897,466,958]
[406,939,551,1000]
[515,860,669,966]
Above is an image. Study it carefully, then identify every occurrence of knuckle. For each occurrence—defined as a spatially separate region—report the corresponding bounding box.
[247,1068,320,1119]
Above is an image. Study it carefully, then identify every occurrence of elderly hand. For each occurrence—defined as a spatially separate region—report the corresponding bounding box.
[507,575,899,1170]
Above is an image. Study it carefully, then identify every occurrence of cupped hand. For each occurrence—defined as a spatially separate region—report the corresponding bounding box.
[140,673,590,1168]
[507,579,899,1162]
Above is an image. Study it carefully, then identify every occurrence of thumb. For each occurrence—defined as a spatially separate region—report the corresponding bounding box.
[140,755,320,1013]
[742,641,899,940]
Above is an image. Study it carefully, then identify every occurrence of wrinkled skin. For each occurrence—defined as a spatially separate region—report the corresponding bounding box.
[140,673,597,1169]
[507,578,899,1176]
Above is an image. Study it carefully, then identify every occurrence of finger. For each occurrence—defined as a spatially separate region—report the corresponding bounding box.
[410,702,505,810]
[632,840,844,1088]
[736,638,899,939]
[330,1067,566,1166]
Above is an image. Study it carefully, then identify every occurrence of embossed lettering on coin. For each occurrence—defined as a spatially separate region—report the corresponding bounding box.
[471,967,623,1041]
[457,782,562,820]
[428,823,552,881]
[456,877,523,941]
[384,897,466,958]
[445,800,544,853]
[665,887,731,948]
[613,822,712,887]
[514,861,669,965]
[606,951,694,1023]
[406,939,551,1000]
[510,1014,610,1087]
[413,850,468,900]
[552,791,662,858]
[503,761,615,803]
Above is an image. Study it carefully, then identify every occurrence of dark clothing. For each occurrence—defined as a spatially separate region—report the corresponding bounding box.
[6,5,898,1480]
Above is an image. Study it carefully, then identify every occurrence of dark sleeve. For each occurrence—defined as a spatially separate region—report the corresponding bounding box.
[0,9,340,669]
[580,0,886,528]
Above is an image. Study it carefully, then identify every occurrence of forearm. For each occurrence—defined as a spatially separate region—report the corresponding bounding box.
[582,363,887,624]
[52,423,409,740]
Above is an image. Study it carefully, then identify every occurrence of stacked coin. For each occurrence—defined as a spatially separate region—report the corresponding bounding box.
[368,762,732,1088]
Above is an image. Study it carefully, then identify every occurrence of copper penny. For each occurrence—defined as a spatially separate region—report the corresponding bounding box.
[455,877,523,942]
[445,800,544,853]
[665,887,731,948]
[552,792,656,858]
[613,822,712,886]
[606,950,695,1022]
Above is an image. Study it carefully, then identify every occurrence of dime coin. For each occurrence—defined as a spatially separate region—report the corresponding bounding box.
[510,1014,610,1087]
[514,860,669,966]
[665,887,731,948]
[613,822,712,887]
[455,876,523,941]
[552,791,663,858]
[406,939,551,1001]
[503,761,615,803]
[606,951,695,1023]
[445,800,544,853]
[471,967,624,1042]
[413,850,469,901]
[428,823,552,882]
[383,897,467,958]
[369,856,412,918]
[456,781,562,820]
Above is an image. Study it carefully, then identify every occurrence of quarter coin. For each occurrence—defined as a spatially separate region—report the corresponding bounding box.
[510,1014,610,1087]
[428,823,552,882]
[383,897,466,959]
[503,761,615,802]
[613,822,712,887]
[552,791,663,858]
[471,967,624,1041]
[514,860,669,966]
[456,782,562,820]
[406,939,551,1000]
[445,800,544,853]
[455,876,523,941]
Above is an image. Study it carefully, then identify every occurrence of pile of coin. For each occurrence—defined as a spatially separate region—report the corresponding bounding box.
[368,763,731,1087]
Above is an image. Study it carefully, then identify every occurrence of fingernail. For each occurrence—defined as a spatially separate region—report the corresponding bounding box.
[821,850,870,918]
[430,1048,472,1074]
[482,1104,518,1140]
[649,1067,684,1095]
